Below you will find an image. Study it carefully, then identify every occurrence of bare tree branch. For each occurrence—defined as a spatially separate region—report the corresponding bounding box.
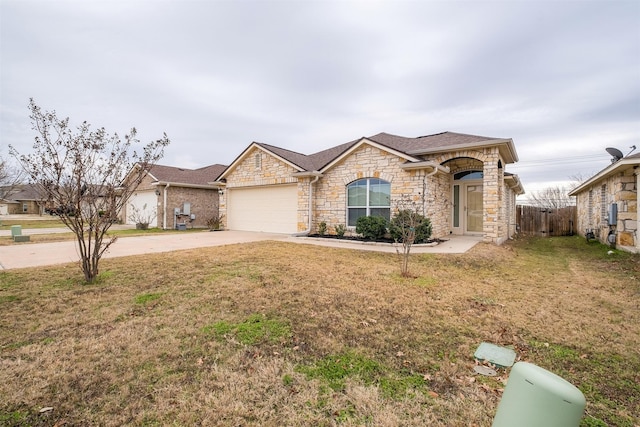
[9,99,169,283]
[0,155,26,201]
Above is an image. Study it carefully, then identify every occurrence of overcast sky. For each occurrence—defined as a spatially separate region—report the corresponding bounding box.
[1,0,639,199]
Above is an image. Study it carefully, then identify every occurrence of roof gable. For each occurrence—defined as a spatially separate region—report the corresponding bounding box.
[145,163,227,187]
[217,130,519,179]
[568,154,640,196]
[318,137,422,173]
[218,142,307,180]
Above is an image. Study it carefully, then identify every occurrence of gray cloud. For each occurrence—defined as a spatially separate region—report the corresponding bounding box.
[1,0,638,196]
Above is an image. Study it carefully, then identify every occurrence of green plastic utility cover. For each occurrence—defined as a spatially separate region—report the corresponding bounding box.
[474,342,516,368]
[492,361,586,427]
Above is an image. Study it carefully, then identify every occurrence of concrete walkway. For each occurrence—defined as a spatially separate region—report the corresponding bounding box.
[0,229,481,270]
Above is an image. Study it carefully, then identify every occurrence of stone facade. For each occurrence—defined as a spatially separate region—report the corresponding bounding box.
[220,141,519,243]
[574,168,638,251]
[312,145,454,238]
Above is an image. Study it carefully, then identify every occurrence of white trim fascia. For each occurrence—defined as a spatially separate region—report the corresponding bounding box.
[568,157,640,196]
[400,161,450,173]
[218,142,305,180]
[504,174,525,195]
[292,171,323,178]
[319,138,421,173]
[407,138,519,164]
[151,181,219,190]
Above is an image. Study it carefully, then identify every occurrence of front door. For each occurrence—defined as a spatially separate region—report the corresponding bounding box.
[452,182,483,235]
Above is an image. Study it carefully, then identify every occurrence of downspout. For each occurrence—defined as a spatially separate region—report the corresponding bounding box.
[293,173,321,236]
[163,183,170,230]
[422,166,439,216]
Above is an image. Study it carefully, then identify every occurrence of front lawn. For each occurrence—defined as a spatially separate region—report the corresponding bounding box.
[0,236,638,426]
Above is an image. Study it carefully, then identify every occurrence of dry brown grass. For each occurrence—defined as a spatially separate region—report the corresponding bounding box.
[1,236,638,426]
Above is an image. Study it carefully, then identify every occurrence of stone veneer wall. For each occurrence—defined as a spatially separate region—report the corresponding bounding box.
[431,148,503,243]
[220,143,513,243]
[313,145,453,239]
[575,168,637,250]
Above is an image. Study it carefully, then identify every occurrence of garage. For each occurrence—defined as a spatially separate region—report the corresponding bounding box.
[227,184,298,233]
[126,190,158,226]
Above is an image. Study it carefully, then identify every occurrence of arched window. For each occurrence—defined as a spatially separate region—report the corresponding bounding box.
[347,178,390,226]
[454,170,483,180]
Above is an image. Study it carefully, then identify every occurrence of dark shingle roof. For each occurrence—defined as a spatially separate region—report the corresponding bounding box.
[148,164,227,185]
[252,131,509,172]
[4,184,45,201]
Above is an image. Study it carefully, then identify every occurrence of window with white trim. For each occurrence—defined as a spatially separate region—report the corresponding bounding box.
[347,178,391,226]
[254,153,262,170]
[600,184,607,223]
[588,190,593,225]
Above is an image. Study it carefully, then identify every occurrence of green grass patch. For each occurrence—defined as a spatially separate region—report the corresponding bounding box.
[202,314,291,346]
[296,351,430,398]
[0,295,20,304]
[134,292,163,305]
[0,273,23,290]
[297,351,383,391]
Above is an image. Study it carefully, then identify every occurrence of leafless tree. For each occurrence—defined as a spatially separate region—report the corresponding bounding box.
[528,185,574,209]
[10,99,169,283]
[390,197,432,278]
[0,154,25,201]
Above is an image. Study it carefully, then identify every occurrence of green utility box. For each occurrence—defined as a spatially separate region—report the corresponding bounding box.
[10,225,22,237]
[492,362,586,427]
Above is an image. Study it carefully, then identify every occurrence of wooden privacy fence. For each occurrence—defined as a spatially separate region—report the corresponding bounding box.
[516,205,576,237]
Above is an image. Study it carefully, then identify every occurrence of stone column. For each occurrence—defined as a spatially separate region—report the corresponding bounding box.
[482,149,500,243]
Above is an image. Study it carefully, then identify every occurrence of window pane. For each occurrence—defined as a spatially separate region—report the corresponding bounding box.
[348,180,367,206]
[348,208,366,226]
[370,208,390,222]
[369,180,390,206]
[454,171,483,180]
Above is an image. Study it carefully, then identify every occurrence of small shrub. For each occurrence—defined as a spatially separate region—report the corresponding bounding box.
[317,221,327,236]
[334,224,346,237]
[389,210,432,243]
[206,213,224,230]
[355,215,388,240]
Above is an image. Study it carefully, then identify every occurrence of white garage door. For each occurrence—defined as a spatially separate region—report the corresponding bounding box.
[227,185,298,233]
[126,191,158,226]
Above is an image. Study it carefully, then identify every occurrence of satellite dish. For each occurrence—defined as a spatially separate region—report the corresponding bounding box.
[606,147,624,162]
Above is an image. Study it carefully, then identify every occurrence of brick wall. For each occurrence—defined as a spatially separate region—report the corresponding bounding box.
[124,173,220,229]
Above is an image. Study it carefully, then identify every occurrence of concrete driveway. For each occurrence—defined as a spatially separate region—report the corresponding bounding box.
[0,229,480,270]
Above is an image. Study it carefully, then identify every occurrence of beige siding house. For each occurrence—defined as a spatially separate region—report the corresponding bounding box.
[569,153,639,253]
[216,132,524,244]
[0,184,46,215]
[122,164,227,229]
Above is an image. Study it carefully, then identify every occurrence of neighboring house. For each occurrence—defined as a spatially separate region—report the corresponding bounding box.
[216,131,524,244]
[0,184,46,215]
[122,163,227,229]
[568,152,639,253]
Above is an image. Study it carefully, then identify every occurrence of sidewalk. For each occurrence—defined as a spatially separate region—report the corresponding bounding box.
[0,230,481,270]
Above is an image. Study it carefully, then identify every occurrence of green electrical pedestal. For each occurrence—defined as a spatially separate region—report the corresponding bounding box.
[492,362,586,427]
[10,225,22,237]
